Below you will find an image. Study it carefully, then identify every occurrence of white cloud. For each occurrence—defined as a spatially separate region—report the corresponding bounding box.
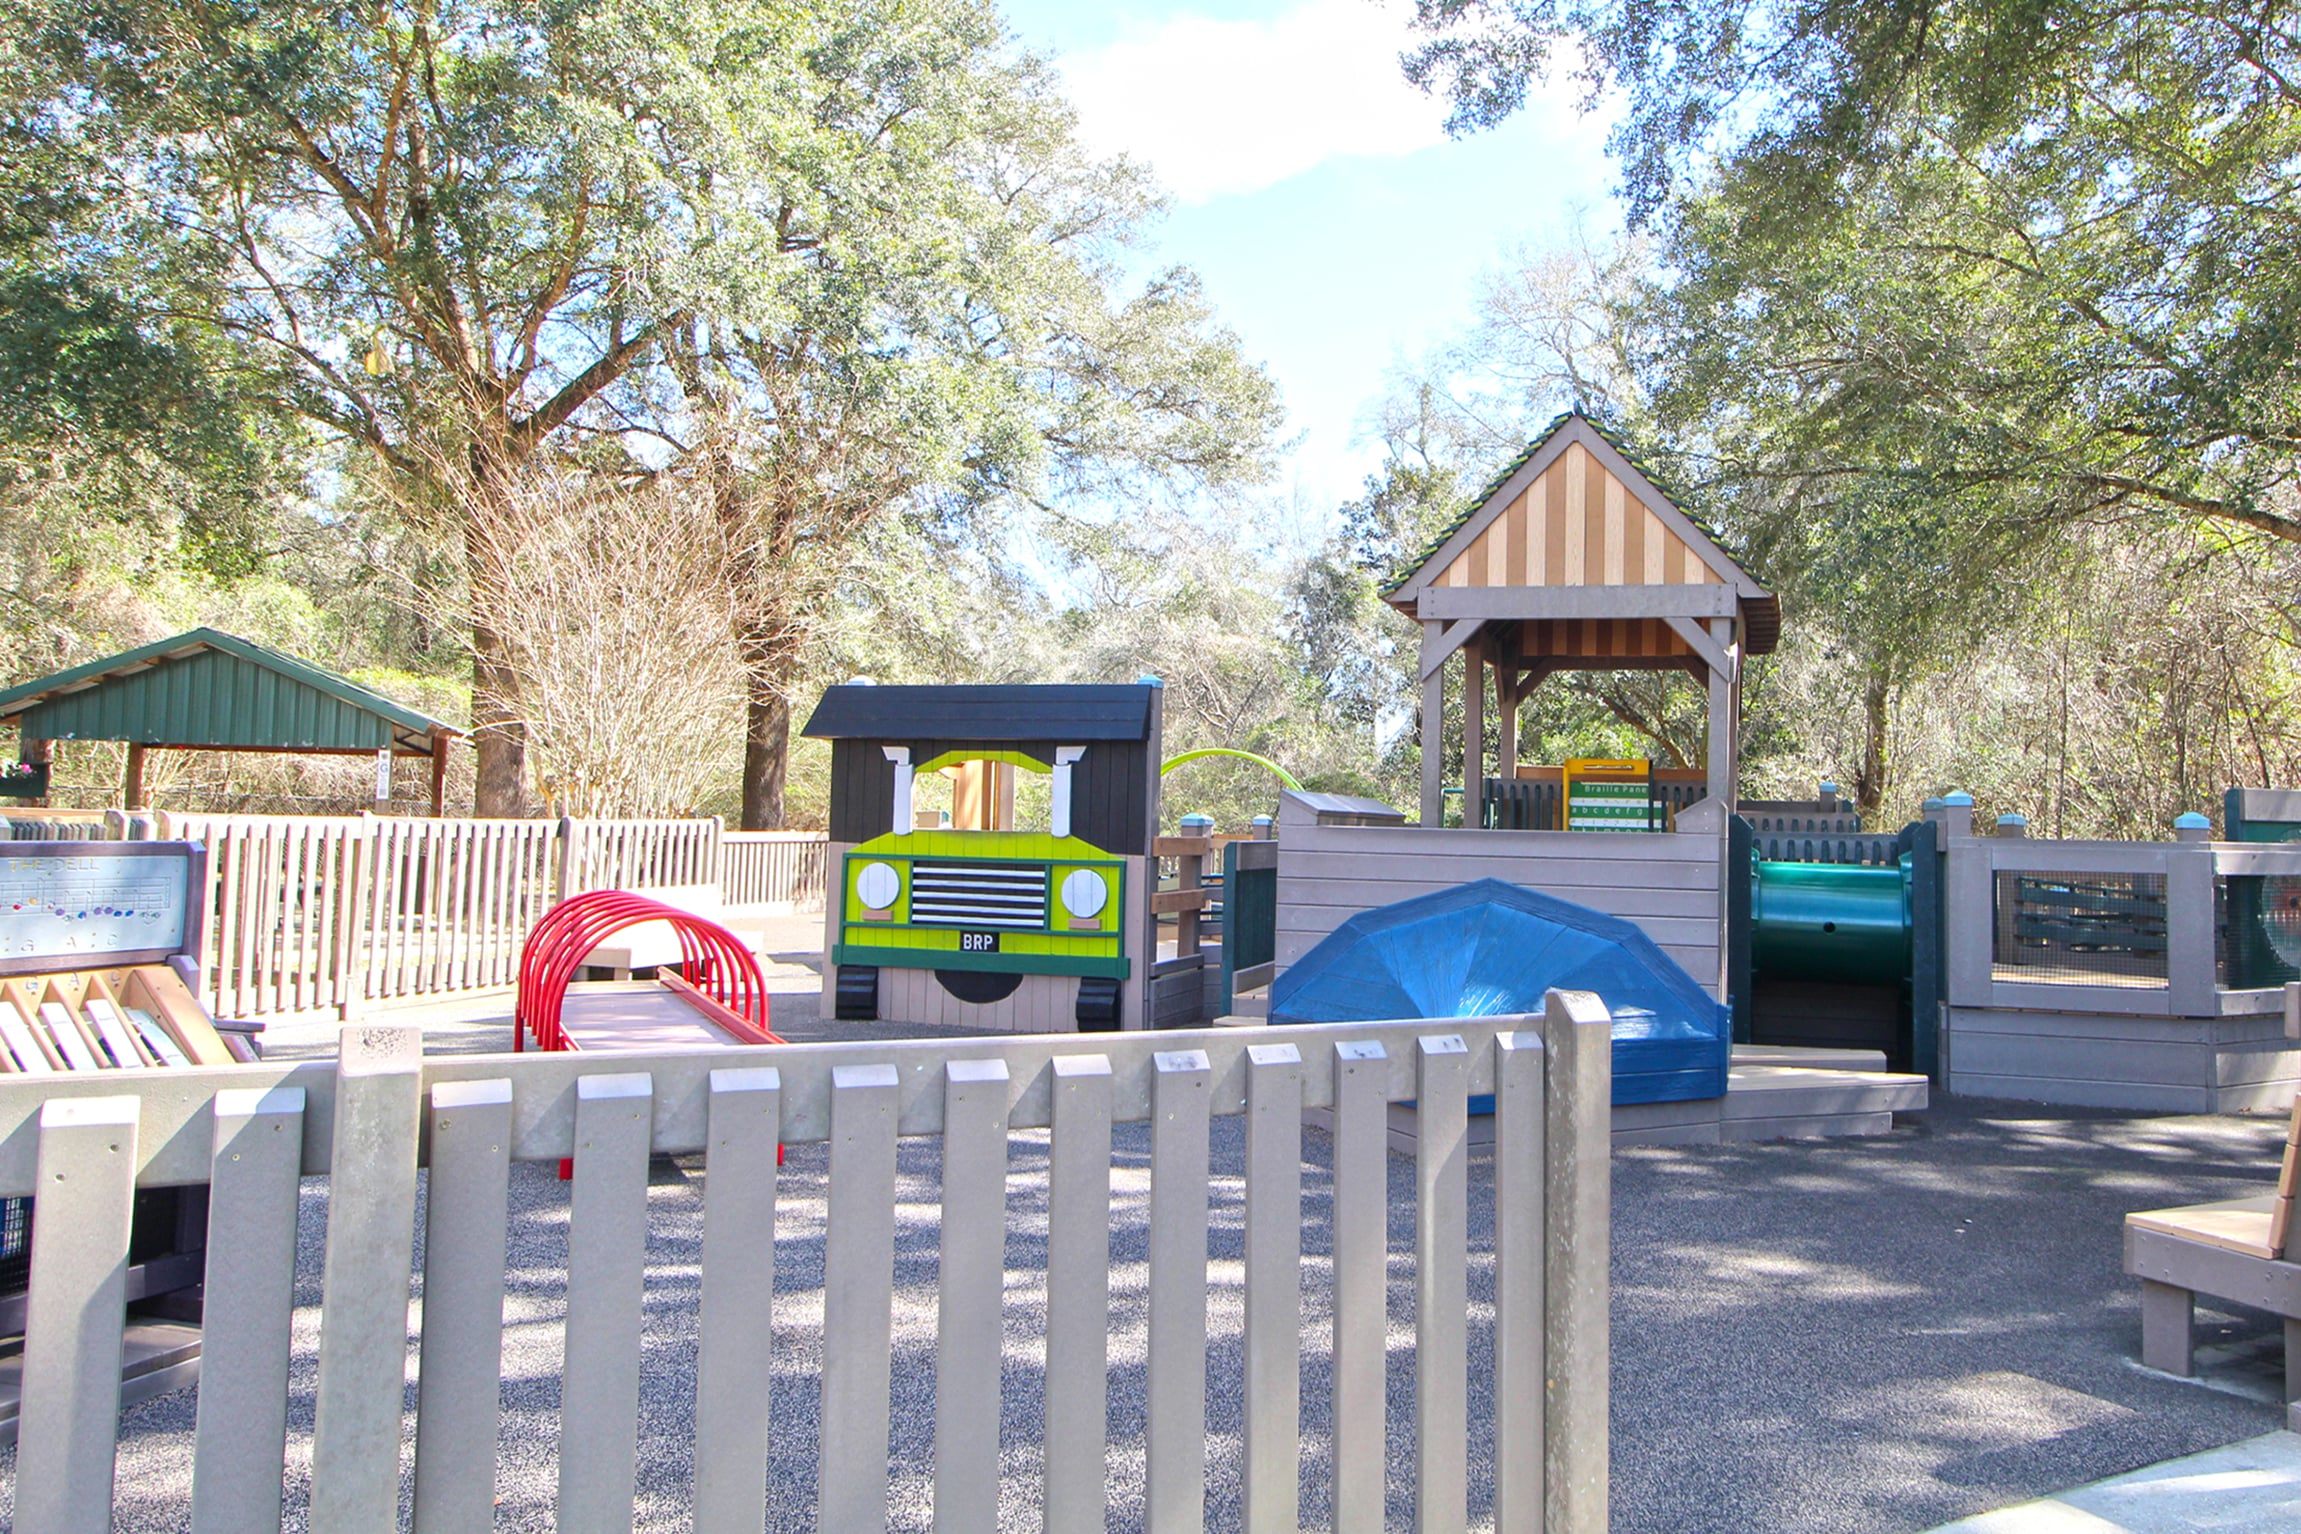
[1055,0,1456,203]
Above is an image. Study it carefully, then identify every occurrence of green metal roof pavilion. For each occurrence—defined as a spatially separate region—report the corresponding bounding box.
[0,627,464,813]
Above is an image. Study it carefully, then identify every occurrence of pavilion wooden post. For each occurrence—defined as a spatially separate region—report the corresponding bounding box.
[1497,659,1520,786]
[22,737,50,808]
[1705,618,1738,810]
[1419,622,1446,827]
[429,737,450,818]
[1463,636,1486,832]
[123,743,148,811]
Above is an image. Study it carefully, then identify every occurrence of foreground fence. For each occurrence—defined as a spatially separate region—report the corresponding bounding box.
[4,1000,1612,1533]
[136,814,827,1019]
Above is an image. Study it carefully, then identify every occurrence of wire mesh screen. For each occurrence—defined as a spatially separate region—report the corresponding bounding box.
[2219,874,2301,990]
[0,1197,29,1295]
[1993,870,2169,985]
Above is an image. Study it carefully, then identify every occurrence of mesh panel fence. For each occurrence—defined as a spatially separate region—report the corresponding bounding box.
[1992,870,2169,986]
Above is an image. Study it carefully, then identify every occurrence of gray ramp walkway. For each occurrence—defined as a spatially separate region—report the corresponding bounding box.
[1921,1429,2301,1531]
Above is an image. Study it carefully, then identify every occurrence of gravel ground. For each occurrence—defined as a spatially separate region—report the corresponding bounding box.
[22,943,2295,1531]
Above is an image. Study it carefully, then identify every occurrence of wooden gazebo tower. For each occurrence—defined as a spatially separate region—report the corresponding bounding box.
[1384,412,1779,827]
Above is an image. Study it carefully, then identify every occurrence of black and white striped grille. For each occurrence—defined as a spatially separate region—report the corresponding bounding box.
[908,861,1048,929]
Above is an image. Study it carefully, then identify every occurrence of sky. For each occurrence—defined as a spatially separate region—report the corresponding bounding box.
[997,0,1622,542]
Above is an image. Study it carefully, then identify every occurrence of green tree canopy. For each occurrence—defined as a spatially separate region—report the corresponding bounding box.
[1408,0,2301,546]
[10,0,1280,813]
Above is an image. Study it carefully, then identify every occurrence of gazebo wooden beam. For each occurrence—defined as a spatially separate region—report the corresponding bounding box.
[430,735,451,817]
[1417,583,1742,621]
[1417,616,1483,682]
[123,743,148,811]
[1662,615,1735,678]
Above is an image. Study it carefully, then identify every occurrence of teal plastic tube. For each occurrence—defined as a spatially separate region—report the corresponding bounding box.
[1750,858,1912,986]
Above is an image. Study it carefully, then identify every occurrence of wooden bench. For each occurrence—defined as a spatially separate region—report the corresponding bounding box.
[2123,1091,2301,1428]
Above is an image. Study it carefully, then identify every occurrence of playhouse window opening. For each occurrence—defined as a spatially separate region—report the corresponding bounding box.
[915,757,1053,835]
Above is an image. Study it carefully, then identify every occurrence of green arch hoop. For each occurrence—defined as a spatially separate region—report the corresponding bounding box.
[1159,747,1303,792]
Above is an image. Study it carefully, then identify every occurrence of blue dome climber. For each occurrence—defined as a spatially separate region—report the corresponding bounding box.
[1269,878,1729,1105]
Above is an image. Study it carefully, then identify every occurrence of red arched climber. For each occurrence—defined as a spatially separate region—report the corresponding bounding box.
[516,890,785,1051]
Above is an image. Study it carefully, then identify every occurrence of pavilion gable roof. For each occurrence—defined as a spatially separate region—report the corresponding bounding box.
[0,628,462,756]
[1382,412,1779,653]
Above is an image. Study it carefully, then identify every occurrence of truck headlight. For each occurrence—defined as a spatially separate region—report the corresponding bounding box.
[1059,868,1108,920]
[856,861,901,912]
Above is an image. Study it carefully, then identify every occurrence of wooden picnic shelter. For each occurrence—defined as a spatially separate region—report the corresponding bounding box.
[0,627,464,814]
[1384,411,1780,827]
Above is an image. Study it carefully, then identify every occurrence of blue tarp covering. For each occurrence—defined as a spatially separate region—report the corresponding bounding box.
[1269,878,1730,1105]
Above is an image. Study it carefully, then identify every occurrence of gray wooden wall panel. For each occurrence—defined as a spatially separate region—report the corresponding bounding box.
[1949,1008,2214,1044]
[1951,1031,2212,1088]
[1274,828,1727,1002]
[1285,879,1721,920]
[1943,1003,2301,1113]
[1285,860,1725,893]
[1947,1071,2212,1114]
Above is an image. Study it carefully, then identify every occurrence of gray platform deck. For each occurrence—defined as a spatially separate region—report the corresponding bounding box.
[0,1319,201,1447]
[1305,1044,1930,1150]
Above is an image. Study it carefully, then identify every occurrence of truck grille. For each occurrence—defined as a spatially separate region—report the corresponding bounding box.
[909,862,1048,929]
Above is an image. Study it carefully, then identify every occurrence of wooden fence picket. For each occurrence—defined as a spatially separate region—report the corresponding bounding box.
[0,1012,1613,1534]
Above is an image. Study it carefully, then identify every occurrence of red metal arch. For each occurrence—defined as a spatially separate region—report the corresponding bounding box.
[516,890,784,1051]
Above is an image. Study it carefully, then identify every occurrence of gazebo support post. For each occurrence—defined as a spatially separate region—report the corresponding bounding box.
[123,743,148,811]
[1705,619,1737,809]
[430,736,450,817]
[1419,622,1446,826]
[1497,664,1520,787]
[1463,635,1486,831]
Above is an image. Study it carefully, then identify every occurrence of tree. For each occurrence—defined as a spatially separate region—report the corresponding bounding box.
[460,463,741,817]
[0,35,312,676]
[13,0,1279,817]
[1406,0,2301,553]
[663,91,1280,824]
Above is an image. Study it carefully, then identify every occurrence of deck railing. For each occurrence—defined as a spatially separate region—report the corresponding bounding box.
[4,999,1613,1533]
[719,830,829,912]
[143,814,829,1020]
[1948,830,2301,1018]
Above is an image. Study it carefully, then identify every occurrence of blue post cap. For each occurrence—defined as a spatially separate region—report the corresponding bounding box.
[1942,791,1975,807]
[845,675,875,686]
[1179,813,1213,831]
[2173,812,2212,830]
[1921,797,1946,811]
[1251,815,1274,828]
[1997,812,2028,827]
[1818,781,1839,796]
[1137,674,1165,688]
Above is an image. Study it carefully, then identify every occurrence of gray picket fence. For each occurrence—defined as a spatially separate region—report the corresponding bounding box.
[4,998,1612,1534]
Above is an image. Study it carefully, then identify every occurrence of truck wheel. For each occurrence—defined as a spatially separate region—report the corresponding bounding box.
[835,965,880,1021]
[1075,976,1121,1032]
